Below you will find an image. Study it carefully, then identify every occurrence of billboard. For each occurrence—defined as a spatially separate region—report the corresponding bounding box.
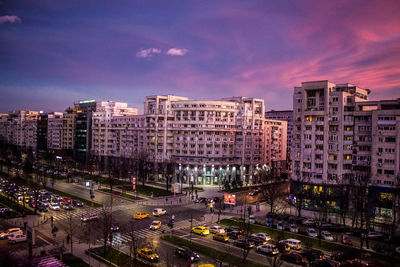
[224,194,236,205]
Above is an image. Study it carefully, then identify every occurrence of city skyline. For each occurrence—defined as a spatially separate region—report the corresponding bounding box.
[1,0,400,113]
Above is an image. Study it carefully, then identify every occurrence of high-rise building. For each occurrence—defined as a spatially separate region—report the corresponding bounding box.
[292,80,399,215]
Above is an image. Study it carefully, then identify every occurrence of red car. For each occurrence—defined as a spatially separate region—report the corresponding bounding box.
[62,197,72,203]
[342,234,353,246]
[281,252,306,265]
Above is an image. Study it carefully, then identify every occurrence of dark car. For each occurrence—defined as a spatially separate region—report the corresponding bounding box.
[275,241,290,252]
[311,259,339,267]
[281,252,306,265]
[372,243,389,254]
[110,224,120,232]
[227,230,242,240]
[233,239,255,249]
[330,251,358,262]
[72,199,83,207]
[226,226,243,234]
[250,236,267,246]
[174,246,200,262]
[301,249,324,262]
[330,224,350,232]
[38,204,48,212]
[62,203,73,210]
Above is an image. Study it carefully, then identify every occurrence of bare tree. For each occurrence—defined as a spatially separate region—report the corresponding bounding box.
[59,212,80,254]
[136,150,151,186]
[124,219,142,262]
[93,204,113,257]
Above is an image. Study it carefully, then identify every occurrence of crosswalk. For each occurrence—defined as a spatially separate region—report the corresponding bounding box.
[98,219,190,247]
[49,205,128,221]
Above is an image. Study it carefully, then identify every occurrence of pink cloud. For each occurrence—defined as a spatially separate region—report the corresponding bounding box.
[0,15,21,25]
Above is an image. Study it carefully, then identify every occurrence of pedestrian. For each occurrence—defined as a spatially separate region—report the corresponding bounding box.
[179,198,182,203]
[66,235,70,244]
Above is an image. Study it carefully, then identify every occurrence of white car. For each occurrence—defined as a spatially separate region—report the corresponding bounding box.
[321,231,334,241]
[81,213,99,222]
[39,189,47,195]
[152,208,166,217]
[364,231,384,239]
[251,232,271,242]
[276,221,284,230]
[8,233,27,244]
[289,224,299,233]
[49,203,60,211]
[256,244,279,255]
[209,225,225,234]
[302,219,314,226]
[0,228,23,239]
[306,228,318,238]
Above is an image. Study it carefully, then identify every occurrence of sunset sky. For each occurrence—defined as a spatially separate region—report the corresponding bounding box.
[1,0,400,113]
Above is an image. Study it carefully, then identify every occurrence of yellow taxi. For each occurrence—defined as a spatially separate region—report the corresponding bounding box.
[133,212,149,220]
[213,232,229,242]
[191,226,210,236]
[137,248,159,262]
[198,265,215,267]
[149,220,162,230]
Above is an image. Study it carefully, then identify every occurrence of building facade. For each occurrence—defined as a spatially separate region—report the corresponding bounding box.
[291,80,400,215]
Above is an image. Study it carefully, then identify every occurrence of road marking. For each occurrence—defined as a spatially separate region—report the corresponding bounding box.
[38,235,52,245]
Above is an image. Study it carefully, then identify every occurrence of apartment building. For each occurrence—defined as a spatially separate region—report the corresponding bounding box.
[0,110,39,150]
[265,110,293,172]
[292,80,399,215]
[91,95,287,186]
[62,112,75,150]
[264,119,287,179]
[47,112,64,150]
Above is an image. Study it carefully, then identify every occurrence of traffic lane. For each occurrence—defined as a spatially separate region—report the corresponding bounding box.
[159,239,218,267]
[174,229,300,267]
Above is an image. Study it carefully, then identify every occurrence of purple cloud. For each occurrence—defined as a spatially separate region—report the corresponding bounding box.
[166,48,188,56]
[0,15,21,25]
[136,48,162,59]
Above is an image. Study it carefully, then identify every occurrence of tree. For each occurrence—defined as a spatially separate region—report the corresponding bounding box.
[61,212,80,254]
[93,204,113,257]
[124,220,142,262]
[136,150,150,186]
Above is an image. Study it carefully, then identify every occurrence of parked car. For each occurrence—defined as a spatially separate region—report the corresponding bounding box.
[277,221,284,230]
[226,226,242,234]
[227,230,242,240]
[364,231,384,240]
[281,239,302,250]
[72,199,83,207]
[302,219,315,226]
[281,252,306,265]
[321,231,334,241]
[250,236,268,246]
[311,259,339,267]
[256,244,279,255]
[301,249,324,262]
[306,228,318,238]
[213,233,229,242]
[330,251,358,262]
[234,239,255,249]
[251,232,271,242]
[265,217,273,227]
[209,225,225,234]
[289,224,299,233]
[249,189,262,196]
[316,222,332,229]
[174,246,200,262]
[8,233,27,244]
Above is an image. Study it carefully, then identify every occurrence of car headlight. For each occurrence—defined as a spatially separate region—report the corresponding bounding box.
[150,257,154,259]
[190,257,194,260]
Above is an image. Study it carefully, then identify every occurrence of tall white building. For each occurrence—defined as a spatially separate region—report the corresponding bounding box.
[47,112,64,150]
[292,80,400,215]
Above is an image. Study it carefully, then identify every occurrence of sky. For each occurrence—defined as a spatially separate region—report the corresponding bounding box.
[1,0,400,113]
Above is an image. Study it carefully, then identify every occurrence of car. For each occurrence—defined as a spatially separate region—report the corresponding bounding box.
[342,234,353,245]
[133,212,149,220]
[282,239,302,250]
[321,231,334,241]
[150,220,162,230]
[152,208,166,216]
[316,222,332,229]
[40,200,50,207]
[213,233,229,242]
[257,244,279,255]
[281,252,306,265]
[72,199,83,207]
[311,259,339,267]
[61,203,73,210]
[137,248,159,262]
[249,189,262,196]
[364,231,384,240]
[38,204,48,212]
[250,236,268,246]
[301,249,324,262]
[62,197,72,203]
[330,224,350,232]
[110,224,120,232]
[52,195,63,202]
[234,239,255,249]
[227,230,242,240]
[226,226,242,234]
[302,219,315,226]
[174,246,200,262]
[81,213,99,222]
[289,224,299,233]
[8,233,27,244]
[0,228,23,239]
[265,217,273,227]
[277,221,284,230]
[209,225,225,234]
[39,189,47,195]
[49,203,60,211]
[192,226,209,236]
[251,233,271,242]
[306,228,318,238]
